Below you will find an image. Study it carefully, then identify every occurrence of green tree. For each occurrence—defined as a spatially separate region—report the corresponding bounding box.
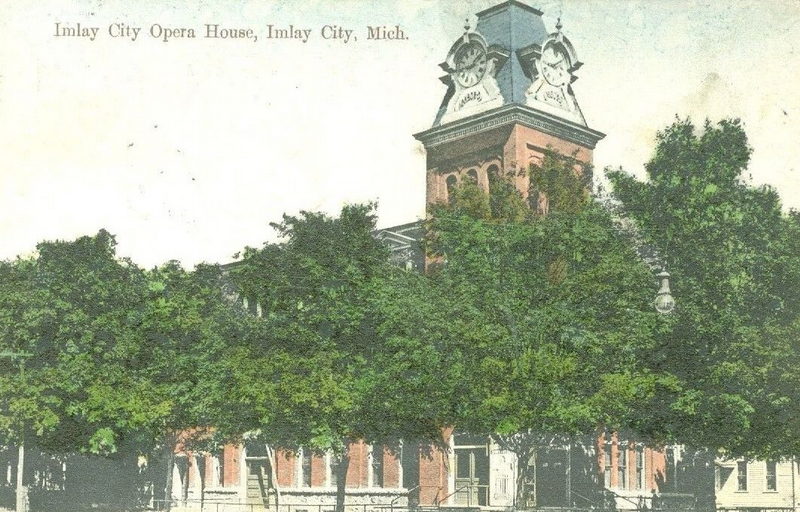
[0,257,60,448]
[0,230,152,507]
[0,231,249,510]
[229,204,452,512]
[607,118,800,458]
[529,149,592,215]
[427,160,665,507]
[129,261,255,510]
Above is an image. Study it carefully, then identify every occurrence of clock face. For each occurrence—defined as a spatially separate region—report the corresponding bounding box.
[454,42,487,88]
[540,46,570,87]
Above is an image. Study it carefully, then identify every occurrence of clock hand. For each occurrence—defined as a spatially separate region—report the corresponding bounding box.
[470,56,486,74]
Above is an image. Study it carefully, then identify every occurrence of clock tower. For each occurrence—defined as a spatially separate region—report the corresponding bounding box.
[414,0,605,208]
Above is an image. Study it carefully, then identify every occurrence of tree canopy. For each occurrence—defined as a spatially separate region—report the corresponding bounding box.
[228,204,454,512]
[0,230,253,508]
[608,118,800,458]
[427,155,667,505]
[2,117,800,509]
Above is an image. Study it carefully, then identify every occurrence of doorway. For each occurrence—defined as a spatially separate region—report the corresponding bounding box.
[244,442,272,510]
[453,434,489,507]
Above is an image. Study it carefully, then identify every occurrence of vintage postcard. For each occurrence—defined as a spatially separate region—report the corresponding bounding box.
[1,1,799,511]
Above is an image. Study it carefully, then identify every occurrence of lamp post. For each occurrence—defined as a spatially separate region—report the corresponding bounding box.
[0,350,32,512]
[654,270,675,314]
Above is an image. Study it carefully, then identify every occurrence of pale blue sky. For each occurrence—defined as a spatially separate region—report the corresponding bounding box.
[0,0,798,267]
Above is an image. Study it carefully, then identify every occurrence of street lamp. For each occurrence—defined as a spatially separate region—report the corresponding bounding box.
[654,270,675,314]
[0,350,32,512]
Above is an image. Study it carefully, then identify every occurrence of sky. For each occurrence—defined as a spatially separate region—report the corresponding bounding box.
[0,0,798,268]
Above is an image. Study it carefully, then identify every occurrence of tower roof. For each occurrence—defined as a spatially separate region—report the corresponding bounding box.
[426,0,603,149]
[474,0,549,106]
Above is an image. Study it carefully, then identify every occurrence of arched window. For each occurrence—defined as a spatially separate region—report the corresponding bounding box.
[485,164,499,189]
[446,174,458,204]
[466,169,478,183]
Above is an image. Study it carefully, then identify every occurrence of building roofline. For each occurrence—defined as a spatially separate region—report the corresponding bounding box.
[476,0,544,18]
[414,103,606,150]
[375,220,423,232]
[220,260,244,271]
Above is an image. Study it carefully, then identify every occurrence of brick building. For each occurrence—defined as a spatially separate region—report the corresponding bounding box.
[169,2,678,511]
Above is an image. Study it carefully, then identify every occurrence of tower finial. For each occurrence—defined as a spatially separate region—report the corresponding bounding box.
[463,17,471,43]
[556,17,563,32]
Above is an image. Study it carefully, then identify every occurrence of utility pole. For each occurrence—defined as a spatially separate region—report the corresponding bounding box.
[0,350,33,512]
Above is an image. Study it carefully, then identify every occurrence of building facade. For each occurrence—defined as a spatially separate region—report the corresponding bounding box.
[715,458,799,511]
[172,3,670,509]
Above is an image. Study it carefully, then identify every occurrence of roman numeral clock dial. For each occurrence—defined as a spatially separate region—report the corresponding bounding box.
[455,42,487,88]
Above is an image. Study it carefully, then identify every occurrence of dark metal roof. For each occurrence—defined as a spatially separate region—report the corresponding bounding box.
[475,0,543,18]
[475,0,549,106]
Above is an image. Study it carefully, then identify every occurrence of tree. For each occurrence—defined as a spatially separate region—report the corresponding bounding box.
[426,156,665,507]
[0,230,153,508]
[607,118,800,458]
[0,257,60,448]
[228,204,452,512]
[129,261,255,510]
[0,231,250,510]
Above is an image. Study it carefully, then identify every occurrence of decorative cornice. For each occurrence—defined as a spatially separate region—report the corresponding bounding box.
[414,104,605,149]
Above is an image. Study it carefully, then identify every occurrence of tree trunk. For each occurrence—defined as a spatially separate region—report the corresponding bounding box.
[163,435,178,512]
[15,441,27,512]
[694,448,717,512]
[197,455,206,511]
[335,446,351,512]
[181,458,190,507]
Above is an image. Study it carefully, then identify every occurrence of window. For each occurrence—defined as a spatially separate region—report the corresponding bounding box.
[329,455,339,487]
[603,437,612,488]
[766,461,777,491]
[617,440,627,489]
[635,445,645,490]
[371,446,384,487]
[216,450,225,487]
[737,460,748,491]
[666,447,676,491]
[301,449,312,487]
[446,175,458,203]
[466,169,478,183]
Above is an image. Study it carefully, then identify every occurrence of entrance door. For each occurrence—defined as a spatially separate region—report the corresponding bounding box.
[244,442,272,510]
[454,438,489,507]
[246,458,270,504]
